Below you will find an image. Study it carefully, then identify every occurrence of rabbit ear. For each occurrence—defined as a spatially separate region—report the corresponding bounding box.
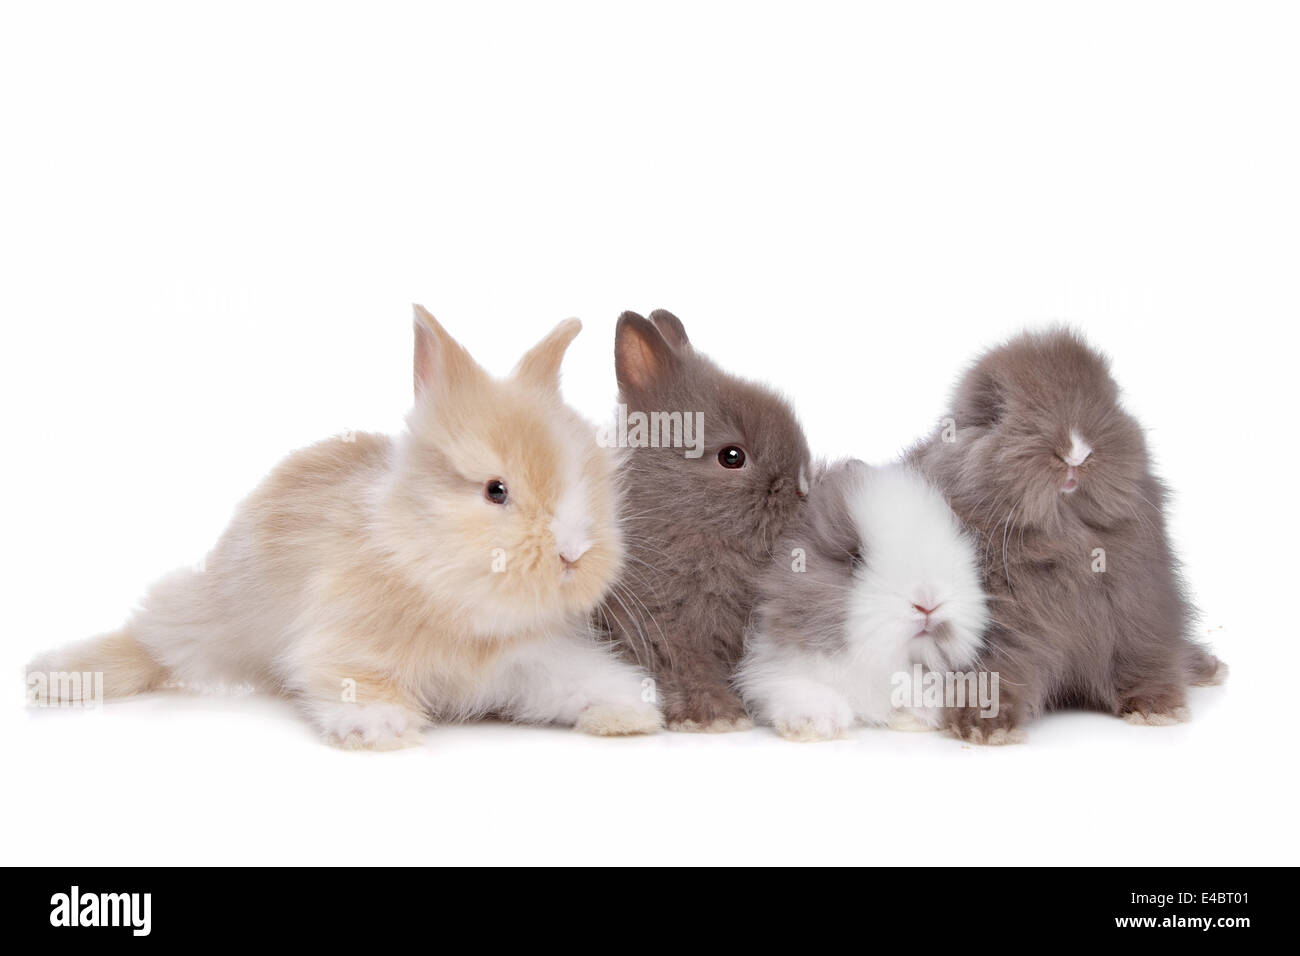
[648,309,691,351]
[512,318,582,392]
[958,366,1005,428]
[412,305,486,398]
[615,311,682,393]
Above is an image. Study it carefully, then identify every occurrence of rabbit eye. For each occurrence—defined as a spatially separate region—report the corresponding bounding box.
[484,479,508,504]
[718,446,747,469]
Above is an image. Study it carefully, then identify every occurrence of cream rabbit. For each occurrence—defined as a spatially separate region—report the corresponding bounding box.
[30,306,660,748]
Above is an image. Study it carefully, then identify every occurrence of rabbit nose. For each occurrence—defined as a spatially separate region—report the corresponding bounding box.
[559,542,592,567]
[912,603,937,617]
[1063,431,1093,467]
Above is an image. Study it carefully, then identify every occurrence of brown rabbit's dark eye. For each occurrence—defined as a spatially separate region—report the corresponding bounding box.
[484,479,508,504]
[718,446,746,469]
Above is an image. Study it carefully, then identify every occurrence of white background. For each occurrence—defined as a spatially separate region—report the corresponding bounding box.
[3,1,1296,865]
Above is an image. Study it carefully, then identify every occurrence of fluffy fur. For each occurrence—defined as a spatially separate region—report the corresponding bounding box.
[908,327,1224,744]
[601,310,812,731]
[29,306,661,748]
[737,461,989,741]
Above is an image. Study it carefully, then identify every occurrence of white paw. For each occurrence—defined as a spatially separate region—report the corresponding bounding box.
[887,709,940,733]
[771,703,854,742]
[320,703,425,751]
[1123,706,1191,726]
[574,704,663,736]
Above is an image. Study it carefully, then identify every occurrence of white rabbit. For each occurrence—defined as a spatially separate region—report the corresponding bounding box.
[736,460,989,741]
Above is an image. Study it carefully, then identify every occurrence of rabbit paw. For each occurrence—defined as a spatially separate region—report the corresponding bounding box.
[947,707,1025,746]
[958,725,1027,746]
[773,714,850,742]
[663,686,752,732]
[1119,690,1190,726]
[1122,706,1191,726]
[887,709,940,733]
[320,702,426,751]
[771,698,854,742]
[574,704,663,736]
[668,715,755,733]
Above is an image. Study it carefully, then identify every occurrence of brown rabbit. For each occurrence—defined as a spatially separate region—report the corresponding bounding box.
[908,327,1225,743]
[601,310,812,731]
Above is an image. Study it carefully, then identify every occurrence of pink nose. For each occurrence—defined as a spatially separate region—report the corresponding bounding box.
[912,603,936,617]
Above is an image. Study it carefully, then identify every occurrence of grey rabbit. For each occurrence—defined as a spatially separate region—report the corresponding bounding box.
[600,310,812,731]
[907,327,1226,743]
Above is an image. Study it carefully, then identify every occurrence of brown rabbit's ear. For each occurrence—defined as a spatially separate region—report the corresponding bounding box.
[412,304,486,397]
[512,318,582,392]
[615,311,682,393]
[648,309,690,351]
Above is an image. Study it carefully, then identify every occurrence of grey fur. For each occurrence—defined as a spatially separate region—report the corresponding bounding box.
[749,459,866,656]
[601,310,811,729]
[907,327,1225,741]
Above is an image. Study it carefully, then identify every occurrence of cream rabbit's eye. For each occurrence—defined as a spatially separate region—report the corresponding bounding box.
[484,479,508,504]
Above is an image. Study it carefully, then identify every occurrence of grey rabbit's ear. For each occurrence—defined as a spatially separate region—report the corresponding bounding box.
[615,311,683,392]
[956,366,1005,428]
[648,310,691,351]
[805,460,866,567]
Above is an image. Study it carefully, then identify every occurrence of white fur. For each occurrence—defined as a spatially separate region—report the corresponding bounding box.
[464,629,660,733]
[284,621,656,749]
[316,701,426,751]
[738,463,989,741]
[1064,430,1093,467]
[551,477,594,565]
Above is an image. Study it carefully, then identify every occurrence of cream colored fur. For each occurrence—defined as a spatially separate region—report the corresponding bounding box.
[30,307,661,748]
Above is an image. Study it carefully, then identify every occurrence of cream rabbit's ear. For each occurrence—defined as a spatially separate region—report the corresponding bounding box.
[512,318,582,393]
[412,305,487,398]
